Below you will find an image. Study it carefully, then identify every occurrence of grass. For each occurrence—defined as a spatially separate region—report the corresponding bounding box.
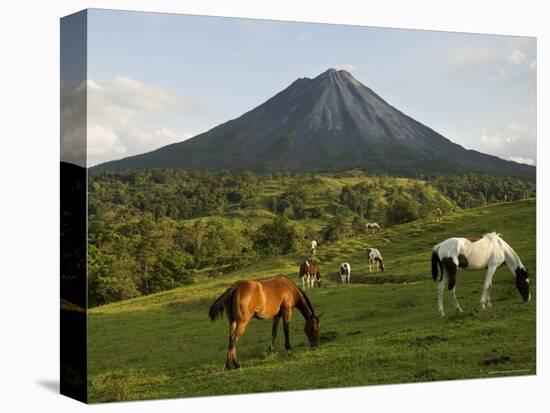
[87,199,536,402]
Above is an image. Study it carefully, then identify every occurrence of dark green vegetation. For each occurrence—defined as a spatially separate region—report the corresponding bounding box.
[88,169,534,306]
[88,199,536,402]
[90,69,535,180]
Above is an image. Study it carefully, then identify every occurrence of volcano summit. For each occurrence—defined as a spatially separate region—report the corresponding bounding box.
[92,68,534,178]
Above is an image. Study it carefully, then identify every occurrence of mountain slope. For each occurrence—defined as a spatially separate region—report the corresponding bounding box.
[92,69,535,179]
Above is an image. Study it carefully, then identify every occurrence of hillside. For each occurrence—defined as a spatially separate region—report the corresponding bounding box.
[87,199,536,402]
[90,69,535,179]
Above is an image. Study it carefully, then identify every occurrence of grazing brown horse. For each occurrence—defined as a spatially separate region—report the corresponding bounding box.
[299,260,321,289]
[435,207,443,223]
[208,275,321,370]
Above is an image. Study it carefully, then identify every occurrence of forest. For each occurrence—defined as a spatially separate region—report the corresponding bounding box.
[88,169,535,306]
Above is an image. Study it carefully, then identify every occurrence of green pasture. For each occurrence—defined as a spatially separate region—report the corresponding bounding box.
[87,199,536,402]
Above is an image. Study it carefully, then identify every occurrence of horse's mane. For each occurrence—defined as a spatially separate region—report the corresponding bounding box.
[297,286,316,318]
[483,232,502,240]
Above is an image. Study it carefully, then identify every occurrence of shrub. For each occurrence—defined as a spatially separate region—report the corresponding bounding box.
[149,251,194,293]
[385,194,420,224]
[252,215,300,255]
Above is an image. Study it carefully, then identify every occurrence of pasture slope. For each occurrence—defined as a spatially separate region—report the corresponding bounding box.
[88,199,536,403]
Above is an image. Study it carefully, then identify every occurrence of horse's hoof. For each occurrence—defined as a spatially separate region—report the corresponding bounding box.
[439,312,446,318]
[486,302,492,308]
[480,305,486,311]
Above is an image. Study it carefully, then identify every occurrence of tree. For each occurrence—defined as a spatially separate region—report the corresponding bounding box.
[88,245,115,306]
[322,215,349,242]
[88,246,140,306]
[136,215,162,295]
[252,215,300,255]
[150,251,194,293]
[351,215,367,235]
[386,194,420,224]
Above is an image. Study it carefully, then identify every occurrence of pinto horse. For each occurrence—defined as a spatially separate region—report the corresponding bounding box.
[366,248,385,272]
[339,262,351,283]
[366,222,381,233]
[208,275,321,369]
[299,260,321,288]
[431,232,530,317]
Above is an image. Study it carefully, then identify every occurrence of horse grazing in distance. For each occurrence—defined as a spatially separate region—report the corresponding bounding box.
[208,275,321,369]
[431,232,530,317]
[366,223,381,233]
[300,260,321,288]
[366,248,385,272]
[339,262,351,284]
[435,208,443,223]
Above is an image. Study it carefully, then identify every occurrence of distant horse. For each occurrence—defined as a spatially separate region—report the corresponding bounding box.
[431,232,530,317]
[366,223,381,233]
[339,262,351,283]
[366,248,385,272]
[208,275,321,369]
[435,208,443,223]
[300,260,321,288]
[310,240,318,256]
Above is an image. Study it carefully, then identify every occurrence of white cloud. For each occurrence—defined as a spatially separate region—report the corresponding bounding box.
[509,156,535,166]
[480,133,516,149]
[61,77,194,166]
[507,49,526,65]
[338,64,375,77]
[60,81,86,166]
[530,60,537,70]
[87,125,126,157]
[153,128,193,143]
[508,156,535,166]
[339,64,357,73]
[449,46,499,67]
[474,122,536,164]
[490,68,509,81]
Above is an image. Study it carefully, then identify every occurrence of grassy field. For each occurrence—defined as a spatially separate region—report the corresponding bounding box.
[87,199,536,402]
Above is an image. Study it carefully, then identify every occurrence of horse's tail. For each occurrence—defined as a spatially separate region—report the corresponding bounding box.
[431,248,441,282]
[208,286,236,321]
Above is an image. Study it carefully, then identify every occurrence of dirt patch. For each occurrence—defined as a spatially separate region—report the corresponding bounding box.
[414,368,437,380]
[410,335,447,347]
[353,309,378,321]
[320,331,338,344]
[481,355,511,366]
[396,295,417,309]
[353,274,412,285]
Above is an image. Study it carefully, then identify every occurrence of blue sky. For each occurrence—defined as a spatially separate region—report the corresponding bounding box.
[82,9,536,166]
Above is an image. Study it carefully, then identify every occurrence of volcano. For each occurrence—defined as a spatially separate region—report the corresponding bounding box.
[91,68,534,178]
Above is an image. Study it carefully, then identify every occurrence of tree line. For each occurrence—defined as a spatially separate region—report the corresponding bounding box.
[88,169,535,306]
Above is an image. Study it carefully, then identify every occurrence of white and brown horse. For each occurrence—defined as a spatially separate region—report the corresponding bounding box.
[432,232,530,317]
[310,240,318,256]
[339,262,351,284]
[366,223,381,233]
[366,248,384,272]
[300,260,321,288]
